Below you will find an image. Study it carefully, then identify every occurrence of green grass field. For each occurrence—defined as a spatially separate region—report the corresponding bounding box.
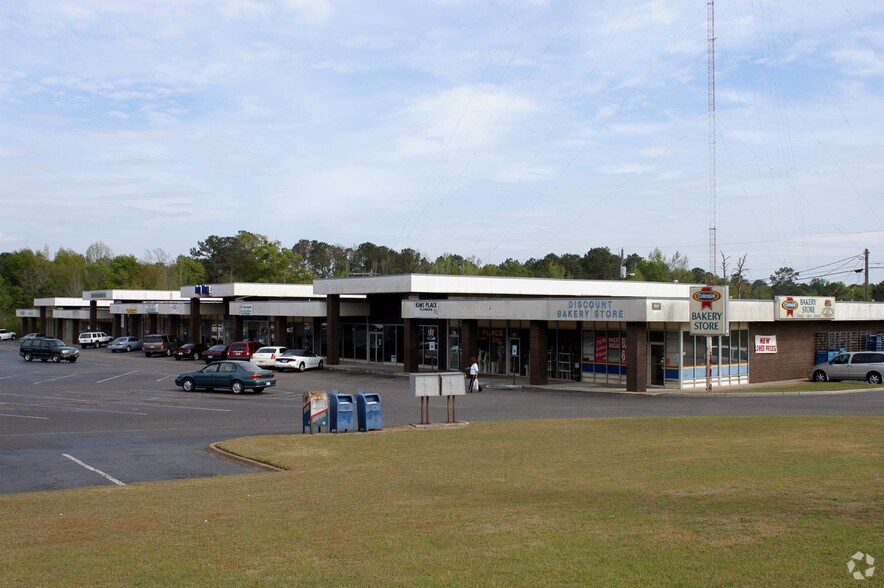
[1,416,881,586]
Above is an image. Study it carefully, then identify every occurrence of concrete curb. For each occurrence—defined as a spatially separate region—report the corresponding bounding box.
[207,442,284,472]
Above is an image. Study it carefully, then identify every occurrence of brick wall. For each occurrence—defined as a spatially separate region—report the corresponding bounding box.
[750,321,883,383]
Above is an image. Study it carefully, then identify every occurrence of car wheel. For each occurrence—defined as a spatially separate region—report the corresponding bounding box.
[812,371,828,382]
[182,377,195,392]
[68,357,77,363]
[867,372,882,385]
[318,360,323,370]
[50,353,61,363]
[126,345,131,352]
[23,352,32,362]
[165,348,172,357]
[298,362,306,372]
[145,352,151,358]
[231,380,244,394]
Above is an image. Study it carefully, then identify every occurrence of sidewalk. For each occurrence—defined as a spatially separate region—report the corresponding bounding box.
[326,360,871,396]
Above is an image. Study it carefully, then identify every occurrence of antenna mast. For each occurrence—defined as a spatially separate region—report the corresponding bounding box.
[707,0,716,283]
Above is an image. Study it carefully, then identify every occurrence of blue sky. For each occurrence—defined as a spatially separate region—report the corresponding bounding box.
[1,0,882,284]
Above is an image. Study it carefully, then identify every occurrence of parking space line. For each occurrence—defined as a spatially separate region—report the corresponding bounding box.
[155,375,175,382]
[0,413,49,420]
[126,402,231,412]
[96,370,139,384]
[62,454,125,486]
[33,373,86,385]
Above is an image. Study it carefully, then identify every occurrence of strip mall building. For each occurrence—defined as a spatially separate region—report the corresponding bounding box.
[17,275,884,392]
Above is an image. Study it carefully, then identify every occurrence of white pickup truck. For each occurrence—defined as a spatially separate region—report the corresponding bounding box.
[78,331,113,348]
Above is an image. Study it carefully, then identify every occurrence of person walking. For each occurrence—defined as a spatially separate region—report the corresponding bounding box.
[468,356,481,392]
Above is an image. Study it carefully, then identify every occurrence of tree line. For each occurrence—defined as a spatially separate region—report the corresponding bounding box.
[1,231,881,328]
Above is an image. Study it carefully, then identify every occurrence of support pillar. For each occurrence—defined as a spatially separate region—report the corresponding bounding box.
[530,321,549,386]
[326,295,340,365]
[233,315,243,342]
[190,298,201,343]
[274,316,287,347]
[626,322,648,392]
[404,318,419,373]
[88,300,97,331]
[461,319,478,373]
[39,307,47,335]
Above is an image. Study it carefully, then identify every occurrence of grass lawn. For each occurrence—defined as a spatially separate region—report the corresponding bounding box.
[1,416,881,587]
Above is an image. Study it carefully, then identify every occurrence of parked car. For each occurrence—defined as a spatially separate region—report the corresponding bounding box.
[19,337,80,363]
[251,346,288,368]
[201,344,229,363]
[143,334,181,357]
[808,351,884,384]
[108,336,142,353]
[175,360,276,394]
[78,331,114,348]
[0,329,16,341]
[274,349,324,372]
[227,340,263,361]
[174,342,208,360]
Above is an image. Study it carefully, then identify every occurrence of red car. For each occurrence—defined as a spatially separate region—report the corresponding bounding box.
[227,341,263,361]
[201,344,229,364]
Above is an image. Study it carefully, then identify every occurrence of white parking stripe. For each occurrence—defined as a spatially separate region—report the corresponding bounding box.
[62,454,125,486]
[0,413,49,420]
[33,373,84,385]
[126,402,231,412]
[96,370,139,384]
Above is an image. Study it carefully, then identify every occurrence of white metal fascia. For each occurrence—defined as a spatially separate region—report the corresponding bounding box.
[315,273,700,297]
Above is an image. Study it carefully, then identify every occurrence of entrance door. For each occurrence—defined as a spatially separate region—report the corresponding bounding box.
[649,342,665,386]
[508,337,521,376]
[369,331,383,363]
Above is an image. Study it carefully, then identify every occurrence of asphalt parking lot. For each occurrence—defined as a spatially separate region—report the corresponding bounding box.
[0,340,882,495]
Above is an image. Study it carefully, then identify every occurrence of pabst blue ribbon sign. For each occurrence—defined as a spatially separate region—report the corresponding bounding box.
[689,286,729,336]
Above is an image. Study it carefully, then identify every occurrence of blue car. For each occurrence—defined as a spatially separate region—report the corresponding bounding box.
[175,360,276,394]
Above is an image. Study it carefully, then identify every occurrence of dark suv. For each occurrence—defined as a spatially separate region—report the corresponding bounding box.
[143,334,181,357]
[20,338,80,363]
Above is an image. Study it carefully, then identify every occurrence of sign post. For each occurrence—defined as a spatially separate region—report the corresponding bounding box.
[689,286,729,391]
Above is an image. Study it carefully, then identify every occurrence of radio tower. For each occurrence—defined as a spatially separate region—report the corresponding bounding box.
[706,0,716,285]
[707,0,717,283]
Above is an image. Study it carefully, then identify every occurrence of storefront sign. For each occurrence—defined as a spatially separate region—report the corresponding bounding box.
[689,286,729,336]
[413,301,439,315]
[145,304,158,314]
[240,304,253,316]
[125,308,138,315]
[755,335,778,353]
[774,296,835,320]
[554,299,626,320]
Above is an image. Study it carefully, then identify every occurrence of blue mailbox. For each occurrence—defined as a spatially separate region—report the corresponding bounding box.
[356,390,383,432]
[329,390,356,433]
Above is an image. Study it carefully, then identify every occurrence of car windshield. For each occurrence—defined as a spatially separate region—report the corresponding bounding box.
[240,362,264,373]
[286,350,306,356]
[112,338,126,343]
[208,345,226,351]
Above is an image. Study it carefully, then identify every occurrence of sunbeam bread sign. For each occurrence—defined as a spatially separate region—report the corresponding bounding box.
[689,286,729,336]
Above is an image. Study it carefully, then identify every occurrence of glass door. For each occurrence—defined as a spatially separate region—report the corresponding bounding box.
[649,342,665,386]
[369,329,384,363]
